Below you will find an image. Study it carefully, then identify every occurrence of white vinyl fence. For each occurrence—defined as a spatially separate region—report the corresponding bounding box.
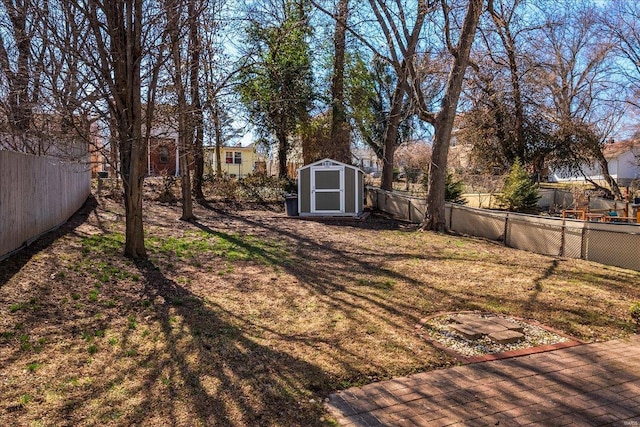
[366,187,640,272]
[1,150,91,259]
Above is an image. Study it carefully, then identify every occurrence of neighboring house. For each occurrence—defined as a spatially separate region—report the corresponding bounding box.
[204,143,264,178]
[88,132,177,179]
[267,139,304,178]
[352,146,382,175]
[548,139,640,187]
[144,123,179,176]
[148,136,179,176]
[447,141,473,173]
[1,114,91,160]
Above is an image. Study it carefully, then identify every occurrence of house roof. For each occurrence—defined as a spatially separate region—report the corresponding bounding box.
[603,139,640,159]
[203,144,256,151]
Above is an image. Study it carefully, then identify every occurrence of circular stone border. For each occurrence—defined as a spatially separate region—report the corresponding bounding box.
[415,311,584,364]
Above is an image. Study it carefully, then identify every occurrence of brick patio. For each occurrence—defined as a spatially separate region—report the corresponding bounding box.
[326,335,640,426]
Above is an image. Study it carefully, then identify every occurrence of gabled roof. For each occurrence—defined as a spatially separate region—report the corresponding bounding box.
[203,144,256,151]
[298,158,363,172]
[603,139,640,160]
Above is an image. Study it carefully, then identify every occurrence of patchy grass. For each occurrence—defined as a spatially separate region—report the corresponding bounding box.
[1,196,639,426]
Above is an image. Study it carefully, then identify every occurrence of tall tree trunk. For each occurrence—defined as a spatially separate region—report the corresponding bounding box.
[105,0,147,258]
[380,65,408,191]
[422,0,483,232]
[121,135,147,258]
[329,0,350,164]
[489,4,526,162]
[212,101,223,178]
[372,0,427,192]
[179,134,194,220]
[108,117,120,178]
[189,0,205,201]
[277,129,288,178]
[167,0,195,221]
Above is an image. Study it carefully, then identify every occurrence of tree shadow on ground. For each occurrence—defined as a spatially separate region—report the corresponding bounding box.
[123,260,331,426]
[194,202,640,342]
[186,208,466,384]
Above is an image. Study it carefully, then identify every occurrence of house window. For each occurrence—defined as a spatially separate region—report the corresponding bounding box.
[234,152,242,164]
[225,152,233,164]
[158,146,169,163]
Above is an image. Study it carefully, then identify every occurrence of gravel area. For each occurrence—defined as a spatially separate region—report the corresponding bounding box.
[423,313,571,358]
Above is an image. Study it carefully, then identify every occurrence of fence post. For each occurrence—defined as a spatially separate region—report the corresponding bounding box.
[581,224,587,260]
[503,213,509,246]
[560,218,566,257]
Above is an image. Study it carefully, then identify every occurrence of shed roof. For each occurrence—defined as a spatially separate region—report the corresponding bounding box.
[298,158,363,172]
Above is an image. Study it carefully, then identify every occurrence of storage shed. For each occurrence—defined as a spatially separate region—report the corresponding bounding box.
[297,158,365,217]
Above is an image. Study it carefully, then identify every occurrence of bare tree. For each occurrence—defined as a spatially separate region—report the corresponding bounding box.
[341,0,433,191]
[0,0,43,135]
[165,0,195,220]
[315,0,482,229]
[189,0,206,201]
[63,0,166,258]
[603,1,640,111]
[461,0,542,174]
[412,0,484,231]
[536,3,623,199]
[487,0,526,163]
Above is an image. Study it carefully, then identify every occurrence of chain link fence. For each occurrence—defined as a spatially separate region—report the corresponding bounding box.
[366,187,640,272]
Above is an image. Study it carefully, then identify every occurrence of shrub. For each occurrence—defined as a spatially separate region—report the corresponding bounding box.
[207,174,239,200]
[205,174,295,202]
[157,173,178,204]
[631,302,640,325]
[496,159,540,212]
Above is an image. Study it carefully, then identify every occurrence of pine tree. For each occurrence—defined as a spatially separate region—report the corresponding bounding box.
[497,158,540,212]
[422,171,467,204]
[445,173,466,205]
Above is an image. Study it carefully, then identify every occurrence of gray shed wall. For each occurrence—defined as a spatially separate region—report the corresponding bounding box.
[300,168,311,213]
[345,167,355,213]
[358,172,364,213]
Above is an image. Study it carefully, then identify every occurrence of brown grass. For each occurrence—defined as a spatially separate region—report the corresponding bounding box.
[1,194,639,426]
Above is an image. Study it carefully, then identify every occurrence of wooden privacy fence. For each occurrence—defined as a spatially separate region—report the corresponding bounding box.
[1,150,91,260]
[366,187,640,272]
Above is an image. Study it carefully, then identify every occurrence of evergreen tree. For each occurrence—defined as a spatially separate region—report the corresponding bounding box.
[445,173,466,205]
[237,0,313,178]
[422,171,467,205]
[497,159,540,212]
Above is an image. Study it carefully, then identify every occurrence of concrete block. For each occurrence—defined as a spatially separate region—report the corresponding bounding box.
[489,330,525,344]
[490,318,525,333]
[451,325,484,340]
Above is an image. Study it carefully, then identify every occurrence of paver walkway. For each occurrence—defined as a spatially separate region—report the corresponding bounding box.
[326,335,640,426]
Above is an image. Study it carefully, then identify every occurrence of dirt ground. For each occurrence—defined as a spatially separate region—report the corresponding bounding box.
[1,190,640,426]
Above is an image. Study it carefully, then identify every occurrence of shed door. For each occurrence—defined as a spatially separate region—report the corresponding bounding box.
[311,166,344,214]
